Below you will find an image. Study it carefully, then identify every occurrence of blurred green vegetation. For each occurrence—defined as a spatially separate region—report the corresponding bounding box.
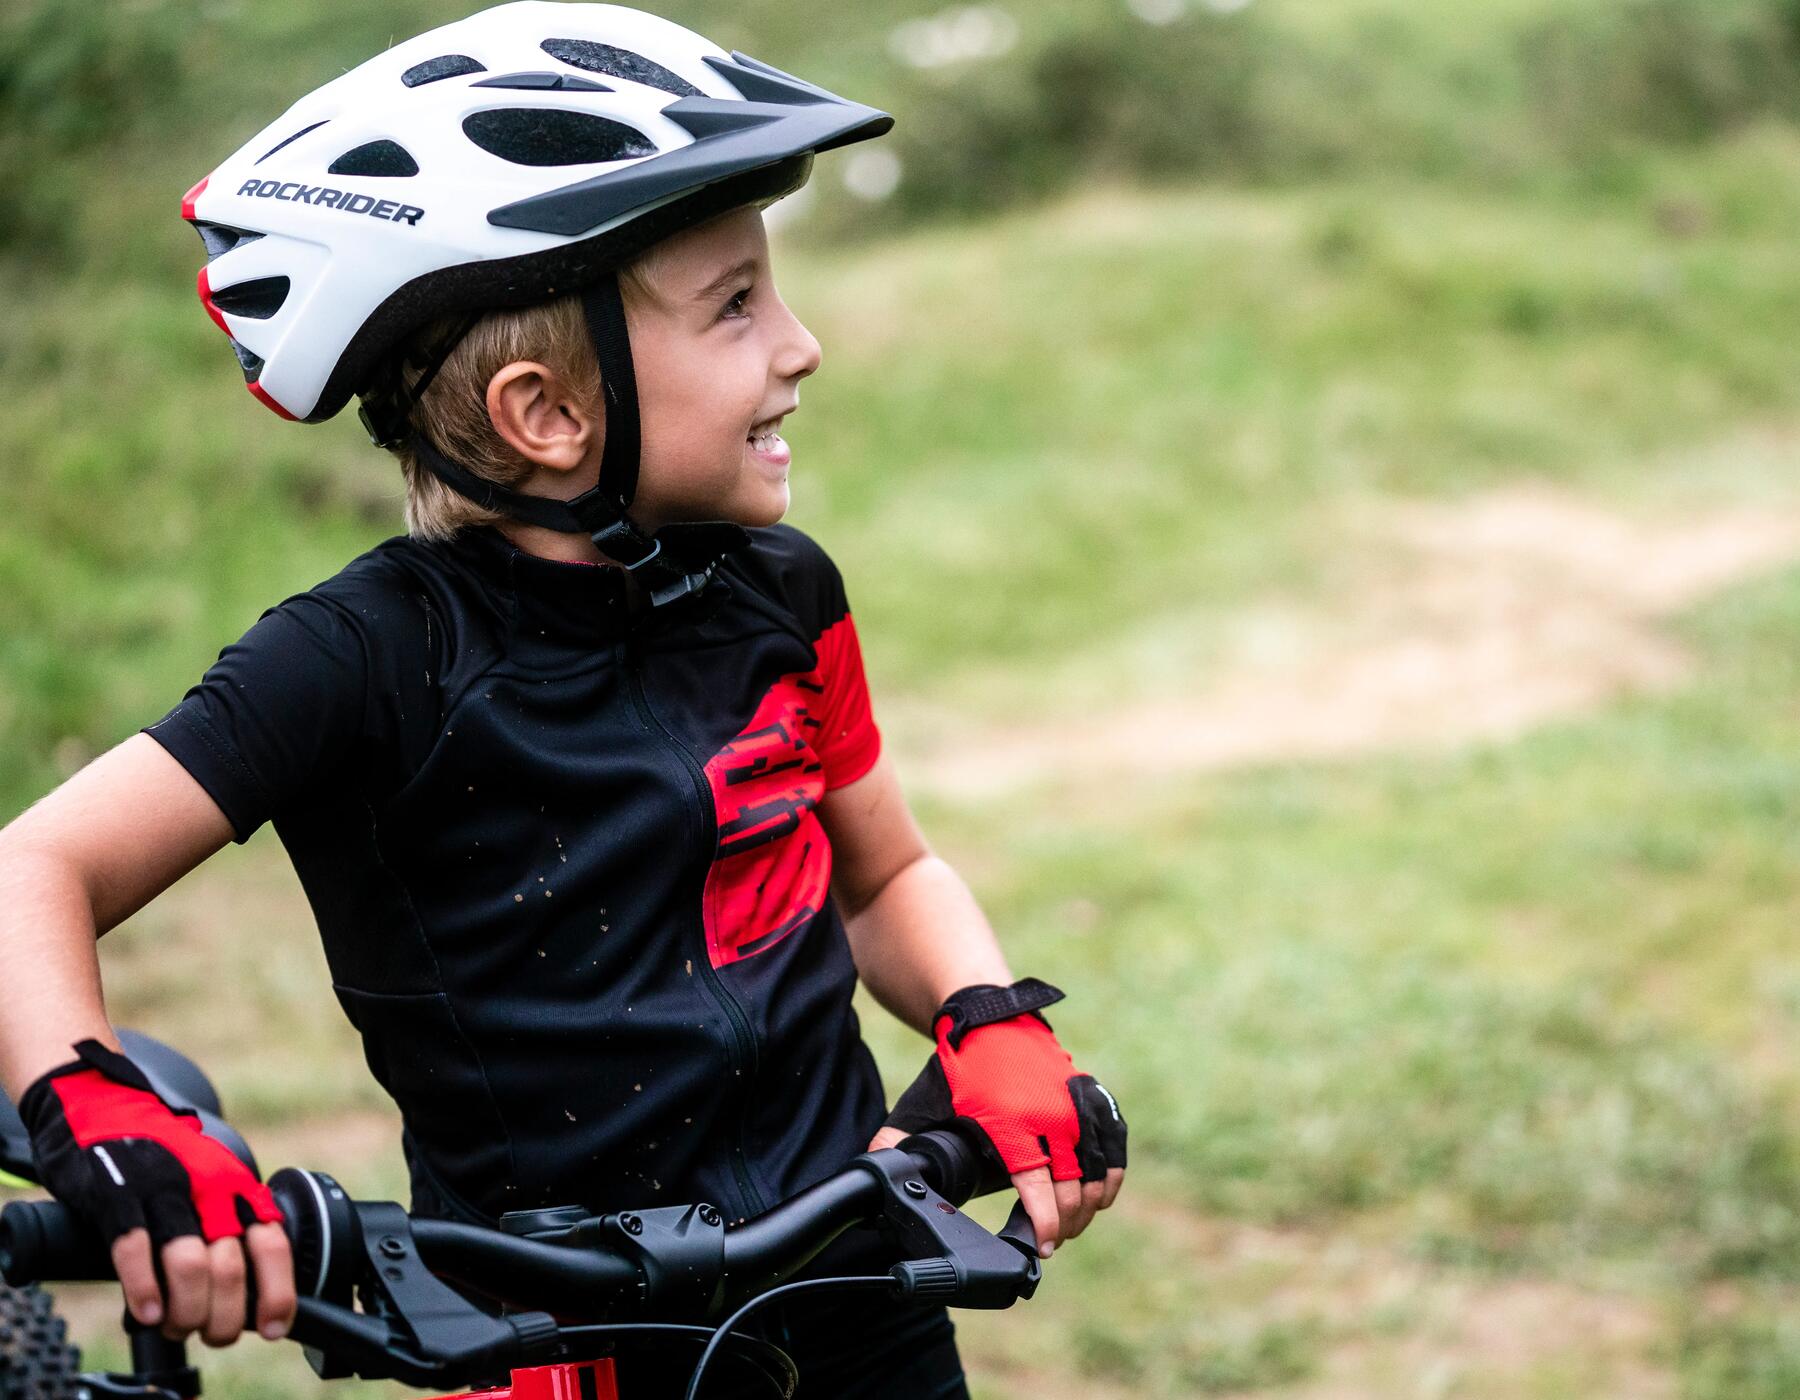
[10,0,1800,263]
[9,0,1800,1395]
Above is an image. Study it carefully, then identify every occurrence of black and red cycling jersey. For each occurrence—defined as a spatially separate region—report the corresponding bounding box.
[143,524,887,1225]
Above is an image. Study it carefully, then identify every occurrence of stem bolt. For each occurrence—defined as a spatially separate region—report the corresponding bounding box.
[620,1213,643,1236]
[903,1180,928,1199]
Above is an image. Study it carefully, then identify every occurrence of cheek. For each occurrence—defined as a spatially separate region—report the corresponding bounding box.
[635,390,755,508]
[649,372,754,449]
[628,337,770,512]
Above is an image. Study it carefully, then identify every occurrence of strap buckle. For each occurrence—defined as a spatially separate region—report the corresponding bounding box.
[584,514,662,571]
[357,394,413,451]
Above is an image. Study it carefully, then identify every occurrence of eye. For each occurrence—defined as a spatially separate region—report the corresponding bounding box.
[721,285,753,319]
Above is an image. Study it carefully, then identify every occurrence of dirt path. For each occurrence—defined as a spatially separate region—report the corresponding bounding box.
[904,485,1800,798]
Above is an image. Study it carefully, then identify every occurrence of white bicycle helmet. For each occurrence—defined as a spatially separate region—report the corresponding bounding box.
[183,2,891,595]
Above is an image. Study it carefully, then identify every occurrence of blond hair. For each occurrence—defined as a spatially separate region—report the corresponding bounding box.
[390,255,668,542]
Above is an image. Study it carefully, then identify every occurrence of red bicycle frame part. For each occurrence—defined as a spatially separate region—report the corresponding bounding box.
[434,1359,619,1399]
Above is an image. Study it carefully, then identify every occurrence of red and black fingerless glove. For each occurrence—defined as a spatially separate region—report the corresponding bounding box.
[883,979,1128,1182]
[19,1040,281,1250]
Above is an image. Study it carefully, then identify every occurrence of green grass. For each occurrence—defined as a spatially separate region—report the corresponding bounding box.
[794,137,1800,697]
[902,564,1800,1395]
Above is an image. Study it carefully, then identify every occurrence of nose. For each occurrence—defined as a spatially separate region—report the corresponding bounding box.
[773,294,822,383]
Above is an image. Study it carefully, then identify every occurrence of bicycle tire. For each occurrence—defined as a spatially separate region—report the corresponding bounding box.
[0,1282,81,1400]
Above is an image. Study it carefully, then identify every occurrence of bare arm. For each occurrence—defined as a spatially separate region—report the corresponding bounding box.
[0,733,234,1095]
[819,751,1010,1034]
[0,731,295,1344]
[821,751,1123,1252]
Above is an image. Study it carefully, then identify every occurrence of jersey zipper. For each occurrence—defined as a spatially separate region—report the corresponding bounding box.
[622,638,769,1219]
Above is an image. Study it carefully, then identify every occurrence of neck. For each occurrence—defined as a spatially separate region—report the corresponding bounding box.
[493,458,619,564]
[494,518,612,566]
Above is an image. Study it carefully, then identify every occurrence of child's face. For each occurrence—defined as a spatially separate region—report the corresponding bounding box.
[622,206,822,531]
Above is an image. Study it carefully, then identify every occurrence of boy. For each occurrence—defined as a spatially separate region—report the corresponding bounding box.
[0,6,1125,1393]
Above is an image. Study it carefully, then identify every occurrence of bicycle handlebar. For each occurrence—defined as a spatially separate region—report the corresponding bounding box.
[0,1126,1038,1390]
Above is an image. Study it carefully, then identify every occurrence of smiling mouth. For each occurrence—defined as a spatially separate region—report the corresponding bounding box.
[748,416,791,466]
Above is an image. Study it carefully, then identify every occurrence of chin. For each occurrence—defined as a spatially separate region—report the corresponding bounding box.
[735,486,790,529]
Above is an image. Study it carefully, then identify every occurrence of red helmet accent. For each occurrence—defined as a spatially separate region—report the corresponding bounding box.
[247,380,298,421]
[180,175,209,222]
[195,266,230,337]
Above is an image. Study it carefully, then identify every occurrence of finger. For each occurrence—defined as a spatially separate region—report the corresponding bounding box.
[202,1236,248,1347]
[867,1127,908,1153]
[1067,1178,1104,1239]
[1100,1166,1125,1211]
[110,1229,164,1328]
[1053,1175,1083,1241]
[1010,1167,1061,1258]
[1074,1077,1128,1175]
[158,1235,212,1339]
[245,1223,296,1338]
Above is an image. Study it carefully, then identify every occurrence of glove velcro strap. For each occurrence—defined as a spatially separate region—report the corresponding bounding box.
[70,1039,174,1105]
[937,977,1066,1050]
[19,1040,178,1127]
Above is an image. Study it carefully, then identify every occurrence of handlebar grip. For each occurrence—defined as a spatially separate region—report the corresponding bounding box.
[0,1200,114,1286]
[898,1123,1012,1206]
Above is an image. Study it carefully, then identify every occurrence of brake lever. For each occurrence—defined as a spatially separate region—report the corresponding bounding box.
[996,1199,1039,1262]
[292,1201,560,1387]
[858,1148,1040,1309]
[290,1296,415,1383]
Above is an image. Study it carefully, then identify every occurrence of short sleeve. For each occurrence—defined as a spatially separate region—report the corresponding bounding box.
[142,594,372,843]
[731,525,885,789]
[792,543,882,790]
[813,612,881,790]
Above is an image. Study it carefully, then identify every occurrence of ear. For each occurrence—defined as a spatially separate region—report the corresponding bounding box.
[486,361,600,474]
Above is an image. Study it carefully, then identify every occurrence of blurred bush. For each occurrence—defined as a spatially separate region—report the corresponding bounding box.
[1523,0,1800,153]
[846,0,1800,232]
[874,9,1272,221]
[0,0,197,254]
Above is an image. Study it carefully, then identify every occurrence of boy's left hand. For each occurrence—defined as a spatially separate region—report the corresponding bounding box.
[869,978,1127,1257]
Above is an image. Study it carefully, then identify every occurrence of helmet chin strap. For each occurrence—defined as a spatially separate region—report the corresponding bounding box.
[568,271,657,567]
[397,271,749,609]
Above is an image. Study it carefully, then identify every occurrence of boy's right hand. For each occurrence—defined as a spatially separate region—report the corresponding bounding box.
[18,1040,296,1345]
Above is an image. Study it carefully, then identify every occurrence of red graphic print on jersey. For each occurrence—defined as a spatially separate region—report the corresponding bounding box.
[701,615,880,968]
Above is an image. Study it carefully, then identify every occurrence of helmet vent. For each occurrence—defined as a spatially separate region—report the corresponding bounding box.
[208,276,291,322]
[192,223,263,261]
[229,339,265,380]
[402,53,487,87]
[257,120,329,165]
[473,70,611,93]
[329,140,421,177]
[540,39,701,98]
[462,108,654,167]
